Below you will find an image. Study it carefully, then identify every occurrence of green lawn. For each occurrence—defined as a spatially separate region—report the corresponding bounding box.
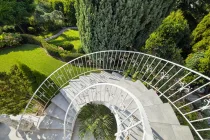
[48,29,81,52]
[0,44,64,75]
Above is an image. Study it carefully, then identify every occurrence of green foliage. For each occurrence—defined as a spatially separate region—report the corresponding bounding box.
[144,10,190,64]
[60,51,82,61]
[32,3,64,31]
[27,27,36,34]
[0,33,22,48]
[0,65,33,115]
[61,42,74,51]
[48,29,81,52]
[0,0,35,33]
[186,13,210,76]
[175,0,210,28]
[21,34,83,61]
[78,103,117,140]
[75,0,175,53]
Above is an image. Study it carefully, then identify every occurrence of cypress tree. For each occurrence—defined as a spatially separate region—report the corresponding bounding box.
[75,0,176,53]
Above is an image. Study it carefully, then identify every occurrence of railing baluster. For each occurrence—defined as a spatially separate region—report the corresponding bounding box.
[168,76,201,98]
[153,65,175,87]
[173,82,210,103]
[116,51,122,71]
[158,68,183,91]
[122,52,131,72]
[178,93,210,109]
[109,51,114,70]
[140,56,150,74]
[119,52,126,71]
[144,59,162,82]
[160,72,191,96]
[141,57,156,79]
[149,62,168,84]
[134,54,145,73]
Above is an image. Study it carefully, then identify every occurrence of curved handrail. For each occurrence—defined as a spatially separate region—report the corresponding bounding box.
[16,50,210,140]
[63,83,153,140]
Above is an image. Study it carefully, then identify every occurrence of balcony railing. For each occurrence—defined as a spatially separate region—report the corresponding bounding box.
[16,50,210,140]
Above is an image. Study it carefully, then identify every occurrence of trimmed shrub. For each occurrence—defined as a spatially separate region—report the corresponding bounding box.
[62,43,74,51]
[20,34,82,61]
[60,51,83,62]
[21,34,41,45]
[0,33,22,48]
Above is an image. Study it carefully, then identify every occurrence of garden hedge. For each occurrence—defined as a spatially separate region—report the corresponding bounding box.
[21,34,83,61]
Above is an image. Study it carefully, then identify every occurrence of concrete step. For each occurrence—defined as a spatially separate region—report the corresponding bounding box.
[132,80,149,93]
[144,103,180,125]
[109,79,162,107]
[45,103,74,123]
[61,88,82,111]
[151,123,194,140]
[136,89,163,107]
[101,71,120,80]
[51,93,76,116]
[24,129,67,140]
[38,116,71,130]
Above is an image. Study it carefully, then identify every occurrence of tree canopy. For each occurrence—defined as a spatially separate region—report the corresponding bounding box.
[0,0,35,33]
[186,13,210,77]
[144,10,190,64]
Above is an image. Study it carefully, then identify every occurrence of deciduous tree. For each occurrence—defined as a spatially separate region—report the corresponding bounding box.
[144,10,190,64]
[186,13,210,76]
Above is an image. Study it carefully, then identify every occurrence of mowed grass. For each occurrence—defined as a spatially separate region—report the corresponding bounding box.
[0,44,64,75]
[48,29,81,51]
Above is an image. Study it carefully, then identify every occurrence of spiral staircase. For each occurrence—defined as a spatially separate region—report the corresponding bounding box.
[11,51,210,140]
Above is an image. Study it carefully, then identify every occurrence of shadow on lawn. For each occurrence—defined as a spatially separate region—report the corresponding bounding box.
[0,44,40,55]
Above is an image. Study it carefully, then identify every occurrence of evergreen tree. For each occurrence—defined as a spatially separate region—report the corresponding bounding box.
[0,65,33,115]
[75,0,176,53]
[186,13,210,77]
[144,10,190,64]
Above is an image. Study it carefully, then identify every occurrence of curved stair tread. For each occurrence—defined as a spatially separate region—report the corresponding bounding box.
[144,103,180,125]
[38,116,71,130]
[150,123,194,140]
[45,103,74,123]
[24,129,66,140]
[51,93,77,116]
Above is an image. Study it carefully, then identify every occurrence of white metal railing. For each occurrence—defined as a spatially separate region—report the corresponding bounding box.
[16,50,210,140]
[64,83,153,140]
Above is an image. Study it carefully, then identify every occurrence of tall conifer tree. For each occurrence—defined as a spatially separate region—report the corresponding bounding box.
[75,0,176,53]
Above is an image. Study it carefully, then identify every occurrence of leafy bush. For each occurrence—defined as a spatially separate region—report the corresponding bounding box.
[21,34,82,61]
[61,42,74,51]
[60,51,83,62]
[0,32,22,48]
[186,13,210,77]
[144,10,190,64]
